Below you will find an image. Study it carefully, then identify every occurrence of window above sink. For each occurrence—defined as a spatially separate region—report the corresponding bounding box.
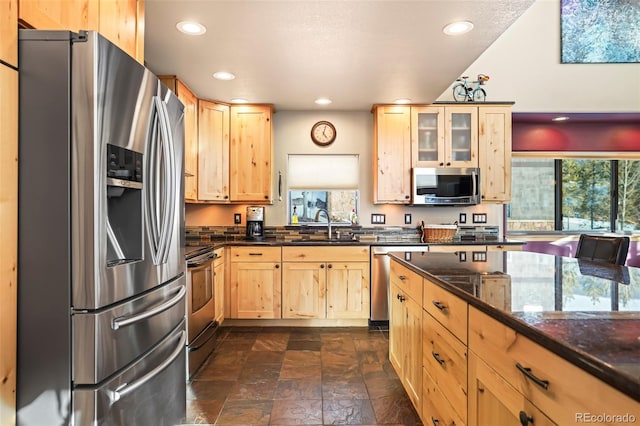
[287,154,360,226]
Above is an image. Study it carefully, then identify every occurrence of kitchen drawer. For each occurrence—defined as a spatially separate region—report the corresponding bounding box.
[282,245,369,262]
[229,246,281,262]
[468,351,556,426]
[422,367,466,426]
[468,306,639,425]
[423,278,468,343]
[390,260,422,303]
[422,311,467,423]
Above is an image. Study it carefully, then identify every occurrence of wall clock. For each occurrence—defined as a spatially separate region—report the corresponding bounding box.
[310,120,337,146]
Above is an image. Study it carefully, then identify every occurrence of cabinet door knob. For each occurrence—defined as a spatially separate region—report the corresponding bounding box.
[431,417,439,426]
[320,264,325,269]
[446,162,451,166]
[327,264,333,269]
[275,264,280,269]
[398,275,406,281]
[519,411,533,425]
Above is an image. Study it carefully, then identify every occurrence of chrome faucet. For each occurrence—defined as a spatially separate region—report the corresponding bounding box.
[315,208,332,240]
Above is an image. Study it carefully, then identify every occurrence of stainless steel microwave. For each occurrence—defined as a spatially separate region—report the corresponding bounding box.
[412,167,481,206]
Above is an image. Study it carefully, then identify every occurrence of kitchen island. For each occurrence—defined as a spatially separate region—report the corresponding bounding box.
[388,250,639,425]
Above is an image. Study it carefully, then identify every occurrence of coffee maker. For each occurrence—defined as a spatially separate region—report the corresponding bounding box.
[246,206,265,241]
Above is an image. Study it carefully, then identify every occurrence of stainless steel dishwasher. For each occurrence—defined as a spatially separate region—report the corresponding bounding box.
[370,246,428,325]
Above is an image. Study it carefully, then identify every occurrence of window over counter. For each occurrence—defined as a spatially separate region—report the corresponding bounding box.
[507,156,640,233]
[287,154,359,226]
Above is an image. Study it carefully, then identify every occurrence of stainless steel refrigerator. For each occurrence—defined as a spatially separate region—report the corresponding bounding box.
[17,30,186,425]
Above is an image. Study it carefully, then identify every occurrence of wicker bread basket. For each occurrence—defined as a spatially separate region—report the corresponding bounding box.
[421,223,458,243]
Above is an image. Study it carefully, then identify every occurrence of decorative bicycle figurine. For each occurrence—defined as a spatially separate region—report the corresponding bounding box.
[452,74,490,102]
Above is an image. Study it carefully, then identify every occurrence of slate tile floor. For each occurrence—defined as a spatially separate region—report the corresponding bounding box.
[183,326,422,425]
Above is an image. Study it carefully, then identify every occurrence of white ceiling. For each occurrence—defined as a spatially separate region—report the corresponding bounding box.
[144,0,536,111]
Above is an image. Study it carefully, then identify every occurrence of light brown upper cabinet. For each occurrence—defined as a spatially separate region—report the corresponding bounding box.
[478,106,512,203]
[411,105,478,168]
[98,0,144,63]
[372,105,412,204]
[159,76,199,201]
[229,104,273,203]
[373,103,513,205]
[198,100,230,202]
[1,0,18,67]
[18,0,144,63]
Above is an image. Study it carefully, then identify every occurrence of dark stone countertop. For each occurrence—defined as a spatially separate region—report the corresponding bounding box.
[388,250,640,401]
[187,238,524,248]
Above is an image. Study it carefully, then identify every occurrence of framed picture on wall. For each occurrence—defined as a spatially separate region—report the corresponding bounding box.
[561,0,640,63]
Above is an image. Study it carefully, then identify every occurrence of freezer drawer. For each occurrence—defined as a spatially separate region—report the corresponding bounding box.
[73,322,186,426]
[73,277,186,384]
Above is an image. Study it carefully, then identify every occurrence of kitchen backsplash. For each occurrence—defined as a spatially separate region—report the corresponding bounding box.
[185,225,422,245]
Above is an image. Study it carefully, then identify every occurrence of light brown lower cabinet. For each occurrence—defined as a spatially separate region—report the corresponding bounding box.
[213,247,224,324]
[468,351,556,426]
[422,310,467,425]
[389,260,422,411]
[468,306,639,425]
[229,246,282,319]
[281,246,370,319]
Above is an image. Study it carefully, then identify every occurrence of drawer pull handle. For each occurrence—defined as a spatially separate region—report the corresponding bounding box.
[432,300,447,311]
[398,275,406,280]
[431,417,439,426]
[516,363,549,390]
[519,411,533,425]
[431,351,445,366]
[249,253,263,256]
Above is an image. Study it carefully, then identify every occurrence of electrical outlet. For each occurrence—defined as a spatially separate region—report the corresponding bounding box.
[404,213,412,224]
[459,213,467,224]
[234,213,242,224]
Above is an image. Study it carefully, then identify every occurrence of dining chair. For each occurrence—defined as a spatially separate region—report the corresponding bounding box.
[575,234,630,265]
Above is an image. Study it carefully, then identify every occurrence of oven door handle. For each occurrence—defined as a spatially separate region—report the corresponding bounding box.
[111,330,186,402]
[111,285,186,330]
[186,252,216,268]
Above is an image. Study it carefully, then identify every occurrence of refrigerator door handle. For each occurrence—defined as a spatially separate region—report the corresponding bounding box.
[156,97,177,264]
[110,330,186,402]
[111,285,186,330]
[145,96,178,265]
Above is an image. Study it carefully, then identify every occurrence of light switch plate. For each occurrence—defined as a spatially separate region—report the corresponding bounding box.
[459,213,467,224]
[472,213,487,223]
[472,251,487,262]
[404,213,412,224]
[371,214,386,224]
[234,213,242,224]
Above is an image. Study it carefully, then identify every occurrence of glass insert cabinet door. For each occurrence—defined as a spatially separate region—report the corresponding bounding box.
[411,106,478,168]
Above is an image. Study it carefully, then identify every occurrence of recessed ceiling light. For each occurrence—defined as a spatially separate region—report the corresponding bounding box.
[552,116,570,121]
[176,21,206,35]
[231,98,248,103]
[315,98,332,105]
[213,71,236,81]
[394,98,412,104]
[443,21,474,35]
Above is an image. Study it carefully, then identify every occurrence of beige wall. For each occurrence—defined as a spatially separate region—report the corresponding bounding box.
[186,110,502,229]
[437,0,640,113]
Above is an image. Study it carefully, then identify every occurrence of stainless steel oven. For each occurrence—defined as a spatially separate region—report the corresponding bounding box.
[186,247,219,378]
